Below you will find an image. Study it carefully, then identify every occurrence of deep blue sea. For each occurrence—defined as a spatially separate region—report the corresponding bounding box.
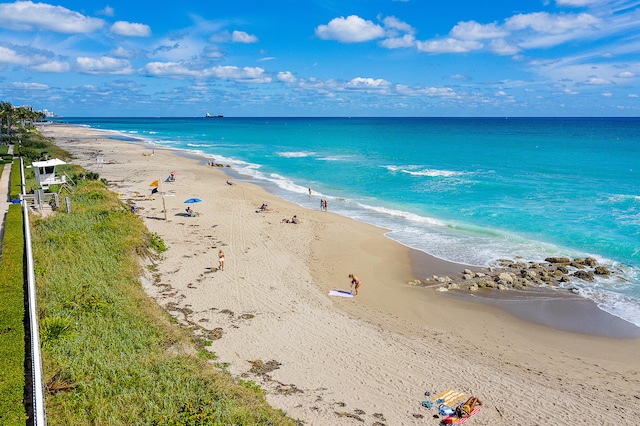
[55,117,640,327]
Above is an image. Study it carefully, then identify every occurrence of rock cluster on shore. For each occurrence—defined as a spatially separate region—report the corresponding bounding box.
[413,256,615,293]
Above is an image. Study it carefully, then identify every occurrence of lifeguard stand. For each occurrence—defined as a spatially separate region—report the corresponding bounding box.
[29,158,67,190]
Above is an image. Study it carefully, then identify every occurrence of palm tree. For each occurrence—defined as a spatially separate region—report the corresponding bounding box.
[0,101,13,145]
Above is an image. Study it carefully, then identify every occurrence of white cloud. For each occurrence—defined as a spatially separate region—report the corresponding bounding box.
[315,15,385,43]
[97,6,114,17]
[395,84,456,97]
[380,34,415,49]
[450,21,509,40]
[505,12,599,35]
[616,71,636,78]
[143,61,199,77]
[629,93,639,97]
[30,60,71,73]
[416,38,483,53]
[231,30,258,43]
[346,77,391,90]
[0,46,33,65]
[143,62,270,83]
[76,56,133,75]
[488,39,520,55]
[111,21,151,37]
[278,71,297,84]
[449,74,470,80]
[207,65,270,83]
[0,1,104,33]
[12,81,49,90]
[110,47,134,58]
[582,76,610,84]
[382,16,415,35]
[601,91,613,96]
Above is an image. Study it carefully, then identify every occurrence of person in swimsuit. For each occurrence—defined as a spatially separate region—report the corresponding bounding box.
[348,274,361,296]
[218,249,225,271]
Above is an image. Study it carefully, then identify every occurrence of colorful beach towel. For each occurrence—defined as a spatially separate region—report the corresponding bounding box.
[441,406,482,424]
[434,389,467,407]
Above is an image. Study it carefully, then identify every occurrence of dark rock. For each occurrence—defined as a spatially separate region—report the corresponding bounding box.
[572,270,595,282]
[594,265,611,276]
[545,257,571,264]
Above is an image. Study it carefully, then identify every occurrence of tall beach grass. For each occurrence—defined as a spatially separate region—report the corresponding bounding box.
[32,169,297,424]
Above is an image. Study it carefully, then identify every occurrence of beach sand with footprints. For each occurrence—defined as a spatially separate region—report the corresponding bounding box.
[41,123,640,425]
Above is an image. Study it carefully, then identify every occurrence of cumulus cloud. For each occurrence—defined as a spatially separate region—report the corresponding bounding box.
[111,21,151,37]
[208,65,270,82]
[76,56,133,75]
[143,61,199,77]
[450,21,508,40]
[380,34,415,49]
[345,77,391,90]
[315,15,385,43]
[231,30,258,43]
[0,1,104,33]
[416,38,483,53]
[0,46,33,65]
[278,71,297,84]
[142,62,270,83]
[31,60,71,73]
[382,16,415,35]
[616,71,636,78]
[489,38,519,55]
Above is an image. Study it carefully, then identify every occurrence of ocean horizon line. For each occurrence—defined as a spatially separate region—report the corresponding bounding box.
[51,115,640,119]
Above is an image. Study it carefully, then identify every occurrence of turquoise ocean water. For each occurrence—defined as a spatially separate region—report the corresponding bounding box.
[55,117,640,327]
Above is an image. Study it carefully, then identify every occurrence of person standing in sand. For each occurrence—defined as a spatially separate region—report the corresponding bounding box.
[348,274,361,296]
[218,249,225,271]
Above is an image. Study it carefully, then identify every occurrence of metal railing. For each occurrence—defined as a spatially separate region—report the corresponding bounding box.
[21,157,47,425]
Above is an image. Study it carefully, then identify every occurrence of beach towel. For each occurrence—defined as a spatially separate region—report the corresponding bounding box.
[434,390,467,407]
[441,406,482,424]
[328,290,354,298]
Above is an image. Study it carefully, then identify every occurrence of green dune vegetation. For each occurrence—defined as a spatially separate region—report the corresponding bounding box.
[2,125,298,425]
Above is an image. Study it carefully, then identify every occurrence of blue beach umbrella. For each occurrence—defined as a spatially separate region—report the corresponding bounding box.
[184,198,202,204]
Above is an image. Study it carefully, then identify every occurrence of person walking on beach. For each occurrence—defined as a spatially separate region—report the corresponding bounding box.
[323,199,328,211]
[218,249,225,271]
[320,198,325,211]
[348,274,361,296]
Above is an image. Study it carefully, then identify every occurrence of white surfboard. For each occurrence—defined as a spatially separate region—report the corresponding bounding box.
[329,290,354,298]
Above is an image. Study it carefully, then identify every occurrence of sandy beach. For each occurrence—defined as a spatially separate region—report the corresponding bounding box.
[40,123,640,426]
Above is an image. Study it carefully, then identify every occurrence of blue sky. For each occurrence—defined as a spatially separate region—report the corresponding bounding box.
[0,0,639,117]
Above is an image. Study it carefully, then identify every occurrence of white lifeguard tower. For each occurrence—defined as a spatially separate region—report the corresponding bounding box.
[29,158,67,190]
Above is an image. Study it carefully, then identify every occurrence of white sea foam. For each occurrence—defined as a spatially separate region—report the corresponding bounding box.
[383,165,465,177]
[277,151,316,158]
